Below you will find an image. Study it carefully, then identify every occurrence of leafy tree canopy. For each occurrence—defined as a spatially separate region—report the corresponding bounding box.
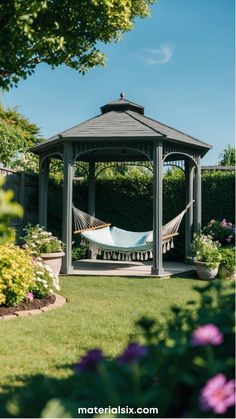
[0,102,41,168]
[218,145,236,166]
[0,0,155,89]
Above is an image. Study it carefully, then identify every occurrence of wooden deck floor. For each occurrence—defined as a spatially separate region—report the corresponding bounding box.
[70,259,195,278]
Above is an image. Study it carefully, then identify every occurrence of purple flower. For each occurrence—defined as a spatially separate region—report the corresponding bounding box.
[118,342,148,364]
[27,291,34,302]
[200,374,235,414]
[191,324,223,346]
[226,236,232,242]
[75,349,104,373]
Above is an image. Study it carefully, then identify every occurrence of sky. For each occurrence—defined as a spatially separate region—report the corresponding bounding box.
[1,0,235,165]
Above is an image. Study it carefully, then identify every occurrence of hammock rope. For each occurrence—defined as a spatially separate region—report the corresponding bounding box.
[72,201,194,260]
[72,205,110,234]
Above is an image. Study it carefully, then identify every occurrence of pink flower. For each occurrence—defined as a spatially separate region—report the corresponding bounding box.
[27,291,34,301]
[200,374,235,414]
[191,324,223,346]
[118,342,148,364]
[220,219,228,228]
[32,256,37,264]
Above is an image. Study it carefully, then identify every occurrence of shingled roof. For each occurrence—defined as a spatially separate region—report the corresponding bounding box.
[32,95,212,153]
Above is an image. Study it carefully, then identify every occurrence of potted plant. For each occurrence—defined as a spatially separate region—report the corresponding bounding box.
[218,247,235,280]
[190,234,222,279]
[22,224,65,275]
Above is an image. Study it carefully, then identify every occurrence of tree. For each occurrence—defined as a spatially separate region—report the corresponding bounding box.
[0,0,155,90]
[0,102,41,169]
[218,145,236,166]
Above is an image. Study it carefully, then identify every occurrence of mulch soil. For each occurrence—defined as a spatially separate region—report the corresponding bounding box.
[0,294,56,316]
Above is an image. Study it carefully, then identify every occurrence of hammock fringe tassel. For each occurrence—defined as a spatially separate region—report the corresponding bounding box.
[82,238,174,261]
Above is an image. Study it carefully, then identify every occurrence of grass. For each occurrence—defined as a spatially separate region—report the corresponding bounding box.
[0,275,215,388]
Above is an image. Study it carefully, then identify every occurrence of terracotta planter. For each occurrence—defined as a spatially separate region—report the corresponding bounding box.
[218,265,236,280]
[195,261,219,280]
[40,252,65,276]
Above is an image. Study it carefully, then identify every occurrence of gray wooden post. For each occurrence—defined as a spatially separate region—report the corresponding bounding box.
[39,156,49,228]
[61,143,73,274]
[88,161,95,216]
[194,156,202,233]
[185,159,194,261]
[151,142,164,276]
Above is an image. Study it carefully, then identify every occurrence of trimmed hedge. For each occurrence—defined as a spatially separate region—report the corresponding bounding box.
[46,171,235,260]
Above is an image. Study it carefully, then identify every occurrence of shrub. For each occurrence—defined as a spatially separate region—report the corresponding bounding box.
[72,244,88,261]
[22,224,64,255]
[218,247,235,278]
[190,234,222,269]
[0,176,23,244]
[203,219,235,246]
[31,257,60,298]
[0,245,35,306]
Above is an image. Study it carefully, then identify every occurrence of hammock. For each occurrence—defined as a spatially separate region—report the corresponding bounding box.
[72,202,193,261]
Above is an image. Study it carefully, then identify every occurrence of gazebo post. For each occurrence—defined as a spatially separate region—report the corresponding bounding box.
[185,159,194,261]
[39,156,49,228]
[194,156,202,233]
[61,143,73,274]
[152,142,164,276]
[88,160,95,216]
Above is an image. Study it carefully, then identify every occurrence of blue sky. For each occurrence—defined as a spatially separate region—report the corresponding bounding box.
[1,0,234,165]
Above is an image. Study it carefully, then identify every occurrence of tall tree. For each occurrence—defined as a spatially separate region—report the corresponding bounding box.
[0,102,41,169]
[218,145,235,166]
[0,0,155,89]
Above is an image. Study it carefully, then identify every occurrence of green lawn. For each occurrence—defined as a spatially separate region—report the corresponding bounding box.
[0,275,209,388]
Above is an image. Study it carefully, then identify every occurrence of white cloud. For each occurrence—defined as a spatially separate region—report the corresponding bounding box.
[136,43,174,65]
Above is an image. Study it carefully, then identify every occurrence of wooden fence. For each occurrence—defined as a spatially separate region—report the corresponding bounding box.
[0,167,39,240]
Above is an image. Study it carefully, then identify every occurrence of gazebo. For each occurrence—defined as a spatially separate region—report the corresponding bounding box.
[32,94,211,275]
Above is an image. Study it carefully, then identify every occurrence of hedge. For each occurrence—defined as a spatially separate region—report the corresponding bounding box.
[45,171,235,261]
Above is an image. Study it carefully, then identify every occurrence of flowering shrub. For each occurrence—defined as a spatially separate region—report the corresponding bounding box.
[22,224,64,256]
[0,245,35,306]
[31,257,60,298]
[203,219,235,246]
[191,233,222,268]
[2,281,235,418]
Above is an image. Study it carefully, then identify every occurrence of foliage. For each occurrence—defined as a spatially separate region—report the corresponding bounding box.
[218,145,236,166]
[218,248,235,277]
[22,224,64,255]
[0,0,155,90]
[0,102,41,168]
[31,257,60,298]
[203,219,235,247]
[0,244,35,306]
[0,176,23,244]
[1,280,235,418]
[72,244,88,261]
[190,234,222,269]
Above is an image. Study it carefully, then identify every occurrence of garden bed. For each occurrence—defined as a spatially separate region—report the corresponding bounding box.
[0,294,56,316]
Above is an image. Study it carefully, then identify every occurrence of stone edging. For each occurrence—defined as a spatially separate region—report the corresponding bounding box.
[0,294,66,320]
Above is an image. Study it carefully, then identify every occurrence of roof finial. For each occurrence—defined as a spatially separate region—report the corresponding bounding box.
[120,92,125,100]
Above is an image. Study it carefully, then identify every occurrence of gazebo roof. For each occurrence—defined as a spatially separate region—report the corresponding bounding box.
[32,95,212,155]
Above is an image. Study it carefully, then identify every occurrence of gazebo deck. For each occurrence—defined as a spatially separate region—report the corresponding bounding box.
[70,259,195,278]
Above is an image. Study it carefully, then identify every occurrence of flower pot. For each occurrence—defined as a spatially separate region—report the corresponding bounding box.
[40,252,65,276]
[195,261,219,280]
[218,265,236,280]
